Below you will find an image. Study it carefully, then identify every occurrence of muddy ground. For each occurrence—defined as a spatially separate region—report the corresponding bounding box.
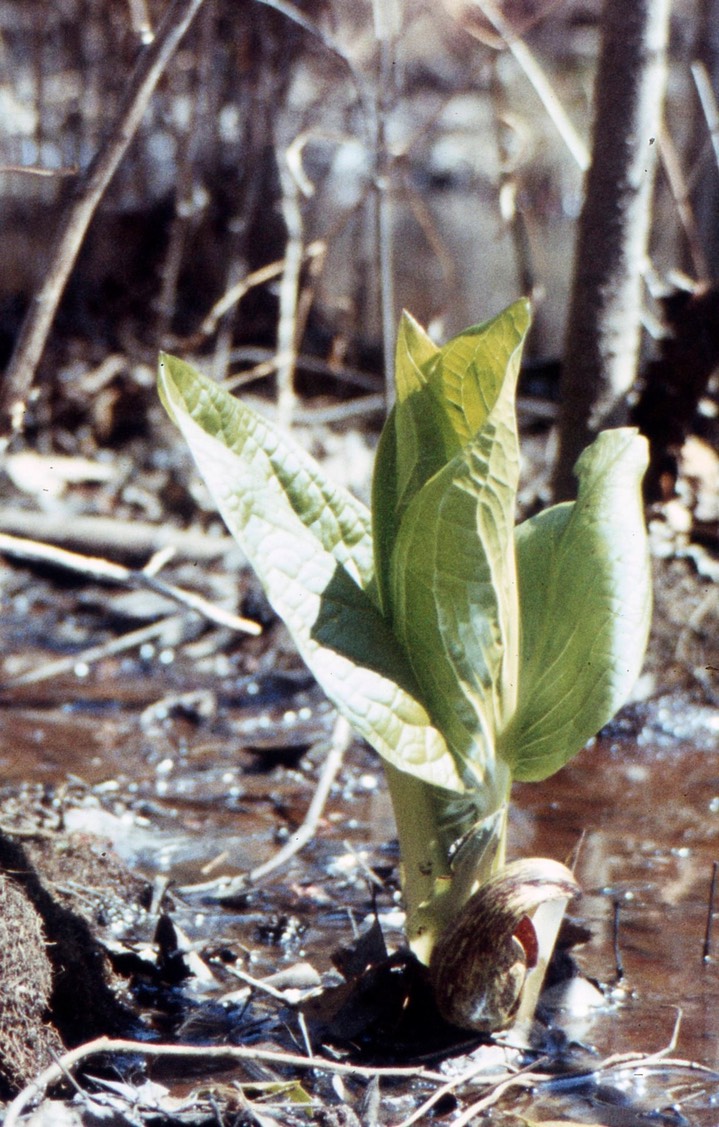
[0,363,718,1125]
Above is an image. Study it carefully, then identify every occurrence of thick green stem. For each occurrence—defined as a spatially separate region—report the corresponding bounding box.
[385,760,512,965]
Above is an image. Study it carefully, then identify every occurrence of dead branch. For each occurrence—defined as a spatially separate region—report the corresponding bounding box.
[177,715,351,898]
[0,0,208,447]
[3,1035,446,1126]
[0,531,260,635]
[473,0,589,172]
[0,165,79,178]
[2,614,185,688]
[692,61,719,173]
[0,509,237,562]
[246,713,350,881]
[658,122,711,282]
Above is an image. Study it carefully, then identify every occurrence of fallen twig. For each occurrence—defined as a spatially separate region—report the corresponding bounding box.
[0,509,238,562]
[179,714,351,896]
[451,1068,542,1126]
[0,531,261,636]
[3,1035,445,1126]
[392,1056,535,1127]
[2,614,186,688]
[247,714,351,881]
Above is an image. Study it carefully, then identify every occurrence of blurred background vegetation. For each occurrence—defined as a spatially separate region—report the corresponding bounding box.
[1,0,716,427]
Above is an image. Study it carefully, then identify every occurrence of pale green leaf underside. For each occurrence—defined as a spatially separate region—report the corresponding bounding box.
[158,354,466,793]
[160,353,376,594]
[501,428,652,782]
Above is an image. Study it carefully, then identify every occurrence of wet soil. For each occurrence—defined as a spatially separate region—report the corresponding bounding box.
[0,411,717,1122]
[1,562,719,1124]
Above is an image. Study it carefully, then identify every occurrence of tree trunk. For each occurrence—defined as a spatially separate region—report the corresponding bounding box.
[552,0,672,500]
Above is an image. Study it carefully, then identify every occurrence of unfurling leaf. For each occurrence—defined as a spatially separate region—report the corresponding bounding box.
[377,300,530,798]
[159,297,651,1009]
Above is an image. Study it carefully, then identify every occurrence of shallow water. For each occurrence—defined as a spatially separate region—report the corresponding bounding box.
[1,647,719,1121]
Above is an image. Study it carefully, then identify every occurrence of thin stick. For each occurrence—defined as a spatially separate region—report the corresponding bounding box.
[2,615,186,688]
[275,146,305,428]
[657,122,711,281]
[224,965,296,1003]
[190,243,325,347]
[3,1036,445,1127]
[0,509,237,562]
[154,4,214,340]
[448,1070,541,1127]
[0,164,79,178]
[227,344,381,392]
[0,531,261,635]
[473,0,589,171]
[691,61,719,172]
[612,898,624,981]
[292,394,386,425]
[180,715,351,896]
[392,1058,533,1127]
[255,0,368,114]
[703,861,718,962]
[370,0,398,399]
[249,715,350,882]
[0,0,208,445]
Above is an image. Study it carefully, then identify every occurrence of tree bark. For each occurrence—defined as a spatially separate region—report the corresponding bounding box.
[552,0,672,500]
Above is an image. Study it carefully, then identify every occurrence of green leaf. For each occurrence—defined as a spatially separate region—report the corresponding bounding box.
[158,353,466,793]
[392,312,457,518]
[372,302,531,617]
[159,352,376,595]
[426,299,531,448]
[389,304,530,794]
[372,314,456,616]
[501,428,652,782]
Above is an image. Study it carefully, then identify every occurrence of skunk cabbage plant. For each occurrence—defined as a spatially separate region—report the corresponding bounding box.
[159,299,652,1029]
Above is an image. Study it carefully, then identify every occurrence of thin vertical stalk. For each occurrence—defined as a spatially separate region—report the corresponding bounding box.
[690,0,719,276]
[275,149,305,429]
[371,0,399,402]
[155,0,215,341]
[0,0,207,448]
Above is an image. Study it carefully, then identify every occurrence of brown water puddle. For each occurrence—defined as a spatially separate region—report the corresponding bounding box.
[1,655,719,1122]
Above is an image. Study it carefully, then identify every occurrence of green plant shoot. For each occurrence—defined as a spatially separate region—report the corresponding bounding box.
[158,299,652,968]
